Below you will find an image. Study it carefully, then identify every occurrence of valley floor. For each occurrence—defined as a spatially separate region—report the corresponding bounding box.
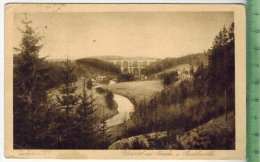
[108,80,164,102]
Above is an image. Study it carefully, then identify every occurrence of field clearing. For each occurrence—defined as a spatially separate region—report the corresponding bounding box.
[108,80,164,102]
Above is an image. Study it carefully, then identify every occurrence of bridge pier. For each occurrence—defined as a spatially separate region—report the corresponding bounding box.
[108,59,157,75]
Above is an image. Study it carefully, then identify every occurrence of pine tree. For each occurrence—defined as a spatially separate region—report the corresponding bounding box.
[207,23,235,119]
[13,14,50,148]
[193,63,207,97]
[190,66,195,76]
[226,22,235,112]
[56,57,79,148]
[56,58,78,121]
[69,79,96,148]
[96,105,110,149]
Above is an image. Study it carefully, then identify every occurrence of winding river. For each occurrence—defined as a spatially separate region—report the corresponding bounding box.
[106,81,134,127]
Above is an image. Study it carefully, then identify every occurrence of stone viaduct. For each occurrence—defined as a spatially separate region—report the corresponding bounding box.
[107,59,157,75]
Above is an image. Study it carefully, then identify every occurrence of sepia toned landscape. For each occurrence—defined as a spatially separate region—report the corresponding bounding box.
[12,10,236,151]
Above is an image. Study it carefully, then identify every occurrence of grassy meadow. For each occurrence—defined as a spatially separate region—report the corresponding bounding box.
[108,80,164,102]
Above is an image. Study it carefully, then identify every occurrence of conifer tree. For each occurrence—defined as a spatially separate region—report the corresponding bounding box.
[207,23,235,119]
[74,79,102,148]
[97,105,110,149]
[56,57,79,148]
[13,14,50,148]
[56,58,78,122]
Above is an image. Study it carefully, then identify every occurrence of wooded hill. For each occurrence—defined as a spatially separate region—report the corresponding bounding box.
[88,55,158,61]
[38,57,122,90]
[117,22,235,149]
[75,58,121,77]
[141,52,209,76]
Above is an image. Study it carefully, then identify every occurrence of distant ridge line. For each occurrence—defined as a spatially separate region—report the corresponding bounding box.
[87,55,159,60]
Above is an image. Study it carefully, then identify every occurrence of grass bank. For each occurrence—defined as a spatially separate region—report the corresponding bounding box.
[108,80,164,102]
[109,111,235,149]
[105,80,164,142]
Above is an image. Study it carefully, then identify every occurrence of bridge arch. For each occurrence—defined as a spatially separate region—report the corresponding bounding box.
[132,61,138,67]
[116,61,121,67]
[123,61,128,67]
[133,68,139,75]
[142,61,148,67]
[106,59,157,75]
[123,68,129,73]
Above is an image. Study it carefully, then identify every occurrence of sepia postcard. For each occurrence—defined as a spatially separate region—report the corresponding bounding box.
[5,4,246,160]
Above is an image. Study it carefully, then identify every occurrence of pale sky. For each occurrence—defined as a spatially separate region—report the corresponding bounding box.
[14,12,234,59]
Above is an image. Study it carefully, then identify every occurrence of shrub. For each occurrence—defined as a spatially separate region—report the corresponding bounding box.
[105,90,114,109]
[117,73,135,82]
[87,79,93,89]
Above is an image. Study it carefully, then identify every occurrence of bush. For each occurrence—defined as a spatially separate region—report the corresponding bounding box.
[99,78,110,85]
[117,73,135,82]
[160,71,178,86]
[163,75,172,86]
[87,79,93,89]
[96,87,106,94]
[105,90,114,108]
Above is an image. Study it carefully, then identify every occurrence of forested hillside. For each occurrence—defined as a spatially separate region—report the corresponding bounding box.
[75,58,121,77]
[41,58,121,89]
[116,22,235,149]
[141,53,209,76]
[88,55,158,61]
[13,15,112,149]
